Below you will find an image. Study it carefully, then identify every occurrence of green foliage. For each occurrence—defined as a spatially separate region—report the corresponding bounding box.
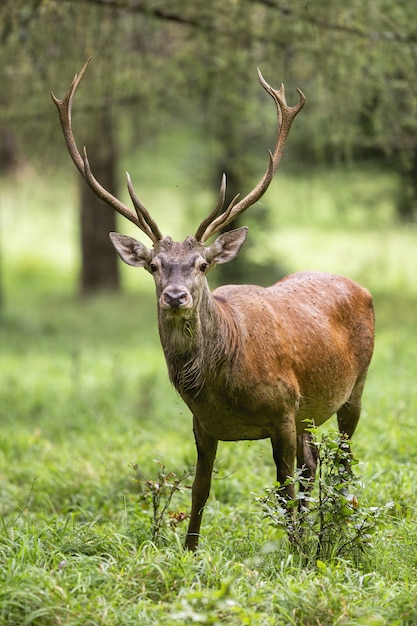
[256,429,393,568]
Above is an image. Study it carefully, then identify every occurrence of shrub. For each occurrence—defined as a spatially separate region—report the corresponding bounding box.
[255,427,393,567]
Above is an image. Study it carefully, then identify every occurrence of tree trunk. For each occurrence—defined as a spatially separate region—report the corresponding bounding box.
[397,148,417,223]
[0,127,19,174]
[0,249,2,312]
[79,111,120,295]
[0,126,20,310]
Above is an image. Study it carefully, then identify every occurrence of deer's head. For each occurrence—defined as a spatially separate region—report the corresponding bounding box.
[109,229,247,317]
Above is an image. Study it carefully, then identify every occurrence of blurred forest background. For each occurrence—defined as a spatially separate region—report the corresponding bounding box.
[0,0,416,301]
[1,5,417,621]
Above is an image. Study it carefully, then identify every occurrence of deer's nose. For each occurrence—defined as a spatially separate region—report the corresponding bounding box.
[161,287,191,309]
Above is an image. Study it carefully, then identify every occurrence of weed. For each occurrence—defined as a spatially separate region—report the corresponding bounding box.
[132,460,192,544]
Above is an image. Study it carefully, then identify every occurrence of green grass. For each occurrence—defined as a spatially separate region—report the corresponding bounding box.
[1,159,417,624]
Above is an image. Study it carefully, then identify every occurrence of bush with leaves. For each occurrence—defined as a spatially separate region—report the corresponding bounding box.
[256,427,393,567]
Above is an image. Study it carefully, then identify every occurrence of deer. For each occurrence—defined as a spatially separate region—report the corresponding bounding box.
[52,59,375,551]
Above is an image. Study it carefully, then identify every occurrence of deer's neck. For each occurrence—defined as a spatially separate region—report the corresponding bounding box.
[157,286,234,398]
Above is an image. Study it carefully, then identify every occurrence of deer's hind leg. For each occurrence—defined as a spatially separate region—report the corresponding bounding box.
[270,416,297,501]
[296,431,318,509]
[336,374,367,470]
[337,371,369,439]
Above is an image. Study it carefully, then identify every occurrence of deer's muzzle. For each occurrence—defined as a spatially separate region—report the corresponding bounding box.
[160,286,193,311]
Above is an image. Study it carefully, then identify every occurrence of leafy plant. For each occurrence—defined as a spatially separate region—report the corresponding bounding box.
[132,460,192,544]
[256,427,394,567]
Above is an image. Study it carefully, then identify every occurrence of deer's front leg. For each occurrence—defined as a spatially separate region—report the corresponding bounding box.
[185,416,218,551]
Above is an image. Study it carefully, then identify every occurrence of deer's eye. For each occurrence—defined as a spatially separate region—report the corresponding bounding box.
[149,262,158,273]
[199,262,209,273]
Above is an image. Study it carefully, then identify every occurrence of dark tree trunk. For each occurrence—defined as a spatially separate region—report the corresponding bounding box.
[79,112,120,295]
[0,250,2,312]
[80,183,119,294]
[397,148,417,223]
[0,126,20,310]
[0,127,19,174]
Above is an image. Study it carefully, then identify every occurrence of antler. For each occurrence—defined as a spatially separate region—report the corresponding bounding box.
[51,58,163,244]
[195,70,306,243]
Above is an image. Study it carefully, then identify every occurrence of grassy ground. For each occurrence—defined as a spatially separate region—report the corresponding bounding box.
[1,160,417,624]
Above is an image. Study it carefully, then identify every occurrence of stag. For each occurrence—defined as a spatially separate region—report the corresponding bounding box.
[52,60,374,551]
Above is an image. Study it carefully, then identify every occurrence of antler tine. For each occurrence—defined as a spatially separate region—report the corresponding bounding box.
[52,58,162,243]
[126,172,163,242]
[197,70,306,243]
[194,173,227,242]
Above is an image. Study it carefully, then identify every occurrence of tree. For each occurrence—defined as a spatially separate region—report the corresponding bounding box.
[78,109,120,294]
[0,1,122,295]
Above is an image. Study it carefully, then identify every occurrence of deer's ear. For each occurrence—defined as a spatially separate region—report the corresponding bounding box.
[205,227,248,265]
[109,232,153,267]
